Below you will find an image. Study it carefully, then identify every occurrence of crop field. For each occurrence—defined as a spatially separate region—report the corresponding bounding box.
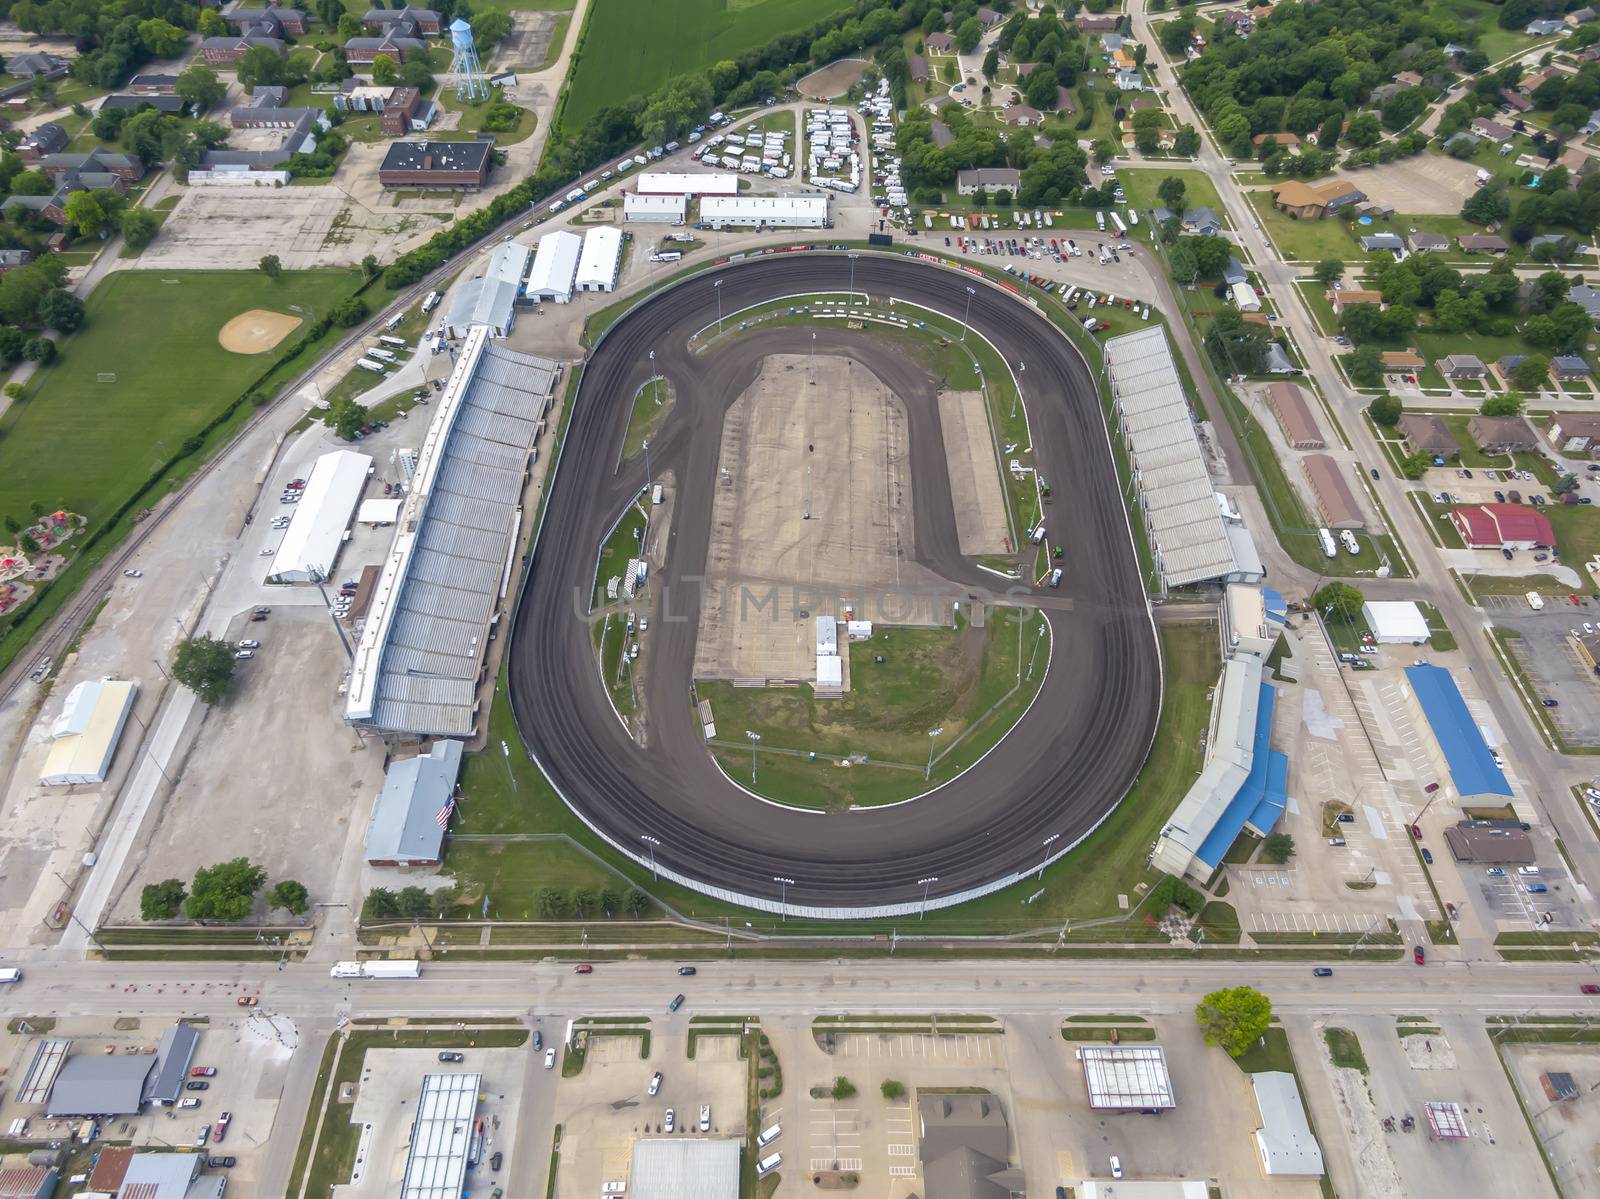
[559,0,847,130]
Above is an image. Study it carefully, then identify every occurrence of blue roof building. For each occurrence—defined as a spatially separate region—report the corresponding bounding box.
[1193,682,1288,871]
[1405,664,1511,799]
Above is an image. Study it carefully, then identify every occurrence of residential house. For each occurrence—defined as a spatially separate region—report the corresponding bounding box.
[1055,86,1077,114]
[1553,354,1592,380]
[0,249,35,274]
[1223,257,1248,286]
[1252,132,1299,148]
[1569,6,1597,25]
[1114,69,1144,91]
[1101,32,1127,52]
[200,35,285,65]
[1439,353,1487,380]
[345,33,427,63]
[1181,206,1221,234]
[1443,130,1481,152]
[1525,18,1567,35]
[1527,233,1574,255]
[99,94,186,114]
[362,5,441,35]
[126,73,179,93]
[976,6,1004,27]
[1547,411,1600,454]
[1360,232,1403,253]
[16,121,68,164]
[1522,67,1566,94]
[38,149,144,183]
[925,31,956,54]
[1398,412,1459,459]
[1557,146,1597,179]
[1111,48,1138,71]
[908,55,929,83]
[1568,282,1600,319]
[1500,89,1533,112]
[1468,415,1538,452]
[956,168,1021,195]
[1395,70,1424,87]
[7,52,68,79]
[1371,82,1404,104]
[1003,105,1042,125]
[1013,61,1038,77]
[1269,178,1365,218]
[1470,117,1515,142]
[1381,349,1426,375]
[1328,288,1384,314]
[225,6,308,37]
[1408,230,1449,253]
[1495,354,1528,382]
[1221,10,1254,31]
[1077,13,1121,31]
[1451,503,1555,548]
[1457,233,1509,254]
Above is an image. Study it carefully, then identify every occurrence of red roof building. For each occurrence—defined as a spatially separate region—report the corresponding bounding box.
[1450,503,1555,549]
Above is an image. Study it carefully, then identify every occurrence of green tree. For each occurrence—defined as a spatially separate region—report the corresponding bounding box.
[185,858,267,922]
[1313,259,1344,286]
[39,288,84,333]
[955,16,983,53]
[1481,388,1528,416]
[267,879,309,915]
[258,253,281,278]
[337,12,363,39]
[1345,112,1381,147]
[176,66,226,113]
[1400,451,1431,479]
[1461,184,1510,226]
[324,397,368,440]
[832,1076,858,1100]
[397,886,431,917]
[198,7,227,36]
[237,45,286,90]
[138,18,188,58]
[1367,394,1402,426]
[1262,833,1295,863]
[571,887,598,918]
[172,635,237,704]
[537,887,569,918]
[140,878,186,920]
[1346,345,1383,388]
[64,190,107,237]
[1313,581,1364,623]
[982,46,1000,78]
[370,53,398,86]
[1025,66,1059,110]
[1156,175,1186,210]
[1196,986,1273,1056]
[119,206,160,250]
[361,253,380,279]
[1509,357,1549,393]
[625,888,650,917]
[1173,125,1201,156]
[364,887,400,919]
[881,1079,906,1100]
[599,886,622,917]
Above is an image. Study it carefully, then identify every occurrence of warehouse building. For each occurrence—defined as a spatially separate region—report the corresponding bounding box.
[1079,1045,1176,1112]
[346,328,559,737]
[364,739,463,867]
[524,229,582,304]
[1404,663,1512,800]
[399,1073,481,1199]
[1300,454,1365,528]
[38,679,137,787]
[1449,503,1553,550]
[116,1152,224,1199]
[1103,327,1238,589]
[16,1039,71,1105]
[144,1023,199,1105]
[1361,600,1429,643]
[699,194,830,229]
[444,240,530,338]
[634,171,739,196]
[265,449,374,583]
[1265,382,1324,449]
[575,226,623,292]
[47,1052,156,1116]
[1250,1072,1323,1177]
[0,1167,57,1199]
[629,1138,740,1199]
[378,140,491,190]
[623,192,687,223]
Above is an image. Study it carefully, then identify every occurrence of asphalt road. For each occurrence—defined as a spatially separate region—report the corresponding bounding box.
[505,253,1162,915]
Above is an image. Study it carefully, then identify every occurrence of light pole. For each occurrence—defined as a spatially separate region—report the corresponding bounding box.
[1039,833,1059,879]
[918,875,938,921]
[714,279,723,333]
[642,436,652,493]
[1012,360,1024,419]
[848,251,860,300]
[925,726,945,780]
[746,729,762,783]
[773,875,795,922]
[640,834,661,881]
[960,286,975,341]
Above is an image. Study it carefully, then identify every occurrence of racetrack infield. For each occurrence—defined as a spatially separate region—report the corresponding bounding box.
[506,253,1163,915]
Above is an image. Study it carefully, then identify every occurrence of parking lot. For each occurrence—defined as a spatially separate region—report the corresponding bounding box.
[552,1027,746,1199]
[1489,610,1600,746]
[1503,1043,1600,1198]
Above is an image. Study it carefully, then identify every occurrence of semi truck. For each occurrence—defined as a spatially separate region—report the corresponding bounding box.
[330,960,422,979]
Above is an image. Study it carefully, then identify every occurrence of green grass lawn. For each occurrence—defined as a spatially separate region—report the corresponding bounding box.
[558,0,842,131]
[1119,167,1226,222]
[1294,280,1339,336]
[591,498,648,609]
[623,377,673,460]
[435,87,539,146]
[1323,1026,1369,1072]
[701,608,1049,809]
[1247,191,1479,263]
[0,270,361,534]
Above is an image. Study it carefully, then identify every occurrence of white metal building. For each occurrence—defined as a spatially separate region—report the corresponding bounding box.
[525,229,582,304]
[265,449,373,583]
[399,1073,482,1199]
[1361,600,1429,643]
[1079,1045,1177,1111]
[38,679,137,786]
[357,497,403,526]
[1250,1072,1323,1176]
[1229,280,1261,312]
[699,194,830,229]
[624,192,687,223]
[629,1138,740,1199]
[634,171,739,196]
[444,240,530,338]
[576,226,623,292]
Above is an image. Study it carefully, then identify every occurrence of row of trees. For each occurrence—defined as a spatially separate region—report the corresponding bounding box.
[141,859,307,921]
[360,883,653,921]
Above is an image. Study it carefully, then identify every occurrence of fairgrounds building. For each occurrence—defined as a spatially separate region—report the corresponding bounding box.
[345,326,559,738]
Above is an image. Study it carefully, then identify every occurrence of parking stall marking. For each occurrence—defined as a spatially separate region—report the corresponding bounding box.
[890,1166,918,1178]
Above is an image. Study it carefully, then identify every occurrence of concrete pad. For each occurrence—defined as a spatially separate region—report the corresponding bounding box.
[936,390,1010,556]
[1355,157,1482,215]
[1504,1043,1600,1195]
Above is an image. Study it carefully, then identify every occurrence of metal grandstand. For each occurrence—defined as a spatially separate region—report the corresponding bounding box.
[1103,326,1237,589]
[345,326,558,736]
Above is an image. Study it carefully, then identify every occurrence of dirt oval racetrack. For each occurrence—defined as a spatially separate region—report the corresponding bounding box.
[506,252,1162,916]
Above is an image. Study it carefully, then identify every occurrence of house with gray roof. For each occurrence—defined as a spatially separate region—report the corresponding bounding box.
[363,4,441,34]
[364,740,463,867]
[1408,230,1449,252]
[1569,283,1600,319]
[1525,18,1567,34]
[200,34,285,65]
[1360,232,1404,253]
[917,1093,1025,1199]
[1440,353,1487,379]
[1223,257,1248,286]
[144,1024,199,1106]
[7,52,68,78]
[16,122,68,163]
[225,6,308,36]
[99,94,186,114]
[115,1153,223,1199]
[1458,233,1508,254]
[1554,354,1592,378]
[46,1053,155,1116]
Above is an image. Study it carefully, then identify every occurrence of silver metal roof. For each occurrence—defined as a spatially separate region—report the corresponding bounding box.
[399,1073,481,1199]
[629,1138,741,1199]
[46,1053,154,1116]
[364,739,463,862]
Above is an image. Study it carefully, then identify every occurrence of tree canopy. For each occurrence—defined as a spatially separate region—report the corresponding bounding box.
[185,858,266,922]
[1195,985,1274,1057]
[171,635,236,704]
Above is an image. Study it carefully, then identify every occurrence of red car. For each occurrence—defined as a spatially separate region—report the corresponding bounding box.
[1580,984,1600,994]
[1410,824,1422,839]
[574,963,593,974]
[214,1112,231,1142]
[1414,946,1426,965]
[191,1067,216,1078]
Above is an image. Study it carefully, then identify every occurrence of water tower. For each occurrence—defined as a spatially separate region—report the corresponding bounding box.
[449,17,488,103]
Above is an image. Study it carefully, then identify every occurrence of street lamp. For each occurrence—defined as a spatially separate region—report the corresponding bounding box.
[713,279,723,333]
[640,833,661,881]
[918,875,939,921]
[925,726,945,780]
[1039,833,1060,879]
[960,286,975,341]
[746,729,762,783]
[848,251,860,300]
[773,875,796,922]
[1012,360,1024,419]
[642,436,652,493]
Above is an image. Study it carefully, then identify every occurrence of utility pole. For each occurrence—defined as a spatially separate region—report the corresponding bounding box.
[746,730,762,783]
[925,727,944,780]
[640,834,660,881]
[960,286,975,341]
[1039,833,1059,880]
[918,876,938,921]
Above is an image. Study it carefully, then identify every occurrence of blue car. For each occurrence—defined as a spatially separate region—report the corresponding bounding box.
[1527,883,1549,894]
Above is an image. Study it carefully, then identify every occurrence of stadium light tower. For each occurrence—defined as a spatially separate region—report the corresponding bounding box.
[449,18,488,104]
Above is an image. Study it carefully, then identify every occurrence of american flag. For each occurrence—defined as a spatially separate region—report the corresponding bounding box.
[435,798,456,828]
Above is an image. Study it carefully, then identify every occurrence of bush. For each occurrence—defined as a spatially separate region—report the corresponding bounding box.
[1149,874,1204,917]
[880,1079,906,1100]
[831,1076,857,1100]
[140,878,186,920]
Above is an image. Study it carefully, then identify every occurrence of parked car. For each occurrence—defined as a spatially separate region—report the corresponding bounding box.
[1413,945,1426,965]
[123,569,143,578]
[490,1151,502,1171]
[677,966,697,976]
[700,1104,711,1132]
[238,639,259,650]
[195,1126,210,1148]
[214,1112,230,1142]
[544,1048,556,1069]
[532,1031,543,1051]
[648,1071,663,1096]
[186,1081,209,1092]
[1421,848,1433,864]
[179,1097,201,1109]
[1527,882,1549,894]
[206,1157,236,1169]
[1110,1156,1123,1179]
[1581,984,1600,994]
[237,995,257,1007]
[1487,867,1506,878]
[437,1051,464,1063]
[1312,967,1333,977]
[191,1067,217,1078]
[668,993,685,1013]
[1519,865,1541,876]
[234,650,254,660]
[664,1108,676,1134]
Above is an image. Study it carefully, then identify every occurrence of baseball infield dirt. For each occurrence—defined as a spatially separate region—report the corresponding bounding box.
[217,309,303,355]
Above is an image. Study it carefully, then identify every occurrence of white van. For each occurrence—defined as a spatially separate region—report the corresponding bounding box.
[757,1153,783,1176]
[0,968,20,983]
[757,1124,782,1148]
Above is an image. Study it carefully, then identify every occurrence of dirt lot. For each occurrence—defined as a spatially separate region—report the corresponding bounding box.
[799,59,871,99]
[938,390,1010,555]
[694,353,947,682]
[553,1027,746,1199]
[494,10,557,70]
[1355,156,1482,215]
[141,185,450,271]
[104,604,386,922]
[1504,1042,1600,1195]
